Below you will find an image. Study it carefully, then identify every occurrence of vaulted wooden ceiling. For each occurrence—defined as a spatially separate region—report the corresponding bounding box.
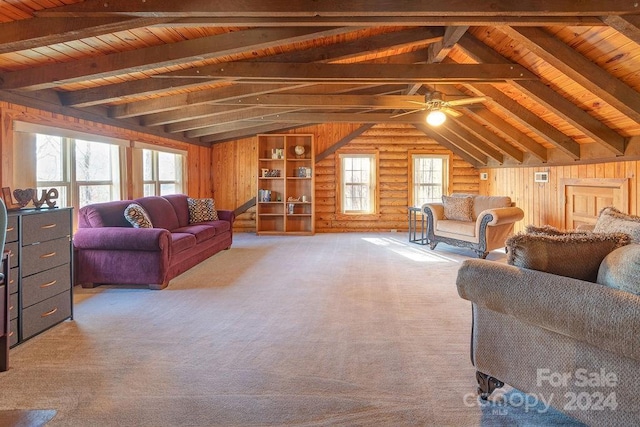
[2,1,640,167]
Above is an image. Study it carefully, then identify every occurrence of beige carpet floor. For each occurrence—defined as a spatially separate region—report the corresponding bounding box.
[0,232,582,426]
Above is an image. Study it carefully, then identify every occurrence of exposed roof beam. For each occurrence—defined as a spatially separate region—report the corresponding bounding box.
[465,108,547,162]
[454,115,524,163]
[457,33,626,156]
[184,108,304,138]
[601,15,640,44]
[61,27,443,107]
[240,112,438,124]
[500,26,640,124]
[316,125,375,162]
[0,27,353,90]
[442,121,504,163]
[413,123,483,167]
[427,26,469,63]
[37,1,640,18]
[202,123,309,144]
[467,83,581,159]
[208,94,426,108]
[0,17,169,54]
[157,62,537,83]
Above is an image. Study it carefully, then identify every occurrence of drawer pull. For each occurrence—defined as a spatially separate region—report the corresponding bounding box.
[6,226,14,232]
[8,331,13,337]
[41,307,58,318]
[9,279,14,284]
[40,252,57,259]
[41,280,57,288]
[41,223,57,229]
[9,305,13,311]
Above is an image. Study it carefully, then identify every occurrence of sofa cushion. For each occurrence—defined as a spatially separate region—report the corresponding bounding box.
[173,224,217,243]
[135,196,180,231]
[436,219,476,237]
[506,232,631,282]
[124,203,153,228]
[597,244,640,295]
[472,195,512,220]
[188,197,219,223]
[442,195,474,221]
[594,206,640,243]
[79,200,133,228]
[163,194,190,227]
[170,232,197,254]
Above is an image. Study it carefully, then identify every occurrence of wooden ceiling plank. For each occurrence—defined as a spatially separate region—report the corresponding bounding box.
[501,26,640,124]
[466,108,548,162]
[442,120,504,163]
[413,123,483,167]
[211,94,425,108]
[0,17,170,54]
[469,83,581,159]
[0,26,354,90]
[202,123,308,145]
[159,62,537,83]
[316,124,375,162]
[455,115,524,163]
[457,34,626,155]
[182,108,303,137]
[36,0,640,18]
[601,15,640,45]
[240,112,434,123]
[142,105,251,127]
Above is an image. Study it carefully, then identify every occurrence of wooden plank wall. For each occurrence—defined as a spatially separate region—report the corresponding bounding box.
[214,123,479,233]
[479,161,639,233]
[0,101,213,199]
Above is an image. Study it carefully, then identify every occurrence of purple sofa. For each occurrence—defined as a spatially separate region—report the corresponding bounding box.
[74,194,234,290]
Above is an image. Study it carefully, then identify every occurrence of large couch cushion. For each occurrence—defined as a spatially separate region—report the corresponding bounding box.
[442,195,474,221]
[506,232,631,282]
[594,206,640,243]
[472,195,511,220]
[163,194,190,227]
[170,232,197,254]
[78,200,133,228]
[124,203,153,228]
[135,196,180,231]
[436,219,476,237]
[173,224,216,243]
[597,244,640,295]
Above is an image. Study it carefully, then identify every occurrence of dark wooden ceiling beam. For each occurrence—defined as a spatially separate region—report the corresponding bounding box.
[207,94,425,108]
[0,27,353,91]
[500,26,640,124]
[457,34,627,156]
[468,83,581,159]
[454,115,524,163]
[413,123,483,167]
[0,17,170,54]
[63,27,441,108]
[466,108,548,162]
[601,15,640,44]
[239,112,431,123]
[183,108,303,137]
[202,123,308,144]
[158,62,537,83]
[427,26,469,63]
[441,120,504,163]
[142,105,251,127]
[37,0,640,18]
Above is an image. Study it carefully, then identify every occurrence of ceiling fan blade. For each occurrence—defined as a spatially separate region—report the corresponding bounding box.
[390,108,424,118]
[407,101,427,106]
[442,107,463,118]
[446,96,487,106]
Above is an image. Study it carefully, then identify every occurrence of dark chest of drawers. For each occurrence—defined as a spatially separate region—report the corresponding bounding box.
[6,208,73,347]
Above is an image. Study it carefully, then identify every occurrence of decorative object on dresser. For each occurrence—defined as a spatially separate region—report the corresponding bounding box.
[0,197,8,371]
[74,194,235,290]
[6,207,73,348]
[256,134,314,235]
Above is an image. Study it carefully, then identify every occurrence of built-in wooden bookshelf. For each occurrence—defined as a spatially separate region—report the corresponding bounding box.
[256,134,314,235]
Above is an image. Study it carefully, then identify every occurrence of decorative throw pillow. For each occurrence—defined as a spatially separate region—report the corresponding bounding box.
[188,197,219,223]
[506,232,631,282]
[593,206,640,243]
[597,244,640,295]
[442,195,474,221]
[124,203,153,228]
[525,224,590,236]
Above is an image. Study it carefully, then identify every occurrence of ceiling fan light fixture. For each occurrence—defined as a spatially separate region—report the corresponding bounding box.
[426,109,446,126]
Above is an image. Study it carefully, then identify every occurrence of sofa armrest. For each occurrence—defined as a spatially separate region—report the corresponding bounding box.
[422,203,444,219]
[217,209,235,224]
[456,259,640,361]
[477,206,524,227]
[73,227,171,251]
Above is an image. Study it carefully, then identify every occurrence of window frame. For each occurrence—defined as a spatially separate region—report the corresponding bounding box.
[132,141,187,198]
[336,151,379,216]
[408,151,452,207]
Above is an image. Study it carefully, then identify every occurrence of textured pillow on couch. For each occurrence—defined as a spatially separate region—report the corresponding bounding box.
[187,197,219,223]
[594,206,640,243]
[506,232,631,282]
[441,195,474,221]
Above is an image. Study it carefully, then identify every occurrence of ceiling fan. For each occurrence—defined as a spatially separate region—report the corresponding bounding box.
[392,91,487,126]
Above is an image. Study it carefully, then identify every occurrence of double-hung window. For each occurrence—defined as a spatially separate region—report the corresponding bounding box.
[409,153,450,207]
[141,147,185,196]
[338,152,378,214]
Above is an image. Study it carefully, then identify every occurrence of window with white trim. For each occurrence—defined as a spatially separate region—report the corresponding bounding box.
[142,148,184,196]
[410,153,449,207]
[339,153,377,214]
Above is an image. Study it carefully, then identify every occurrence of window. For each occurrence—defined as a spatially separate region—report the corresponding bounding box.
[339,153,377,214]
[142,148,184,196]
[409,153,449,207]
[31,132,123,209]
